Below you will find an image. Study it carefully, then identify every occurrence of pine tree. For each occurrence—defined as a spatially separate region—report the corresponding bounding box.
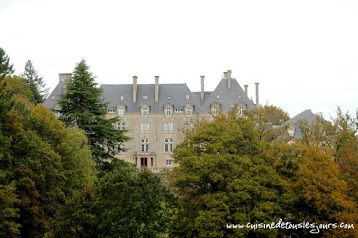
[0,48,14,80]
[59,60,128,167]
[21,60,48,103]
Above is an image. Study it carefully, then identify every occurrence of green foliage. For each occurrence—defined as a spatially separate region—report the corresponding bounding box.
[59,60,128,168]
[170,113,286,237]
[21,60,49,103]
[245,104,290,142]
[51,168,177,238]
[0,47,14,79]
[0,75,95,237]
[0,171,20,238]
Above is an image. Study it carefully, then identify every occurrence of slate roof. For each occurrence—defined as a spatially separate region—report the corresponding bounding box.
[100,83,201,113]
[201,78,255,112]
[286,109,319,126]
[44,73,256,114]
[43,81,65,109]
[285,109,319,139]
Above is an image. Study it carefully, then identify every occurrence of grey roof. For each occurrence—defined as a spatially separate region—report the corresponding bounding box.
[201,78,255,112]
[43,81,65,109]
[101,83,201,113]
[286,109,319,139]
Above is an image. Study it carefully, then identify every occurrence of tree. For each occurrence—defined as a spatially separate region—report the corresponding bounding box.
[170,112,286,237]
[0,48,14,80]
[0,75,95,237]
[59,60,128,167]
[50,167,177,238]
[21,60,49,103]
[245,104,290,142]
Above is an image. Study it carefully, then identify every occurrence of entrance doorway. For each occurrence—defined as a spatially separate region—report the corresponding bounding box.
[141,157,147,168]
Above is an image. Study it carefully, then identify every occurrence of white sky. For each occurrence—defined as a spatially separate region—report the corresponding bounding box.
[1,0,357,118]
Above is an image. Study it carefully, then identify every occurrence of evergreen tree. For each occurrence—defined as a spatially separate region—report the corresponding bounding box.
[21,60,49,103]
[59,60,128,168]
[0,47,14,80]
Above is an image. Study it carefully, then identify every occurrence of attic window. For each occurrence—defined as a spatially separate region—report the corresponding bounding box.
[143,95,148,100]
[168,96,171,100]
[186,95,189,100]
[120,96,124,100]
[238,96,241,99]
[216,95,220,99]
[52,96,56,100]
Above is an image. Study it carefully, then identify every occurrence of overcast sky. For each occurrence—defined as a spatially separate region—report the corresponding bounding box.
[1,0,357,118]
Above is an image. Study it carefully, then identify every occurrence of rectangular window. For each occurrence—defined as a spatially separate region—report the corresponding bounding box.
[164,139,173,153]
[117,122,126,130]
[140,122,149,133]
[186,108,192,116]
[165,107,172,117]
[107,109,115,113]
[118,107,125,117]
[141,139,149,152]
[142,108,149,117]
[115,143,126,154]
[166,159,172,166]
[164,122,174,134]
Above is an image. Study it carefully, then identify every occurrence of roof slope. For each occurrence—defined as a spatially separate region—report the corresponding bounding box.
[201,78,255,112]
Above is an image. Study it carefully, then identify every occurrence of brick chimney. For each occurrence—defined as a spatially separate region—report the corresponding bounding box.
[200,75,205,100]
[133,76,137,103]
[155,76,159,102]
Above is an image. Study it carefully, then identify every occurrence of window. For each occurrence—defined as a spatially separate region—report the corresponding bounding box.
[185,95,189,100]
[143,95,148,100]
[117,122,126,130]
[175,108,183,113]
[54,105,61,117]
[115,143,126,154]
[140,122,149,133]
[107,109,115,113]
[185,104,193,116]
[117,106,125,117]
[165,106,172,117]
[211,104,220,116]
[164,139,173,153]
[166,159,172,166]
[141,105,149,117]
[238,106,245,115]
[164,122,174,133]
[238,103,246,116]
[141,139,149,152]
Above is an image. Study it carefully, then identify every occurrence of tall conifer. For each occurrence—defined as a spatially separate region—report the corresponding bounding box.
[59,60,128,167]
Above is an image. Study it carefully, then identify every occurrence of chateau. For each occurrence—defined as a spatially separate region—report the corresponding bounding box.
[45,70,260,171]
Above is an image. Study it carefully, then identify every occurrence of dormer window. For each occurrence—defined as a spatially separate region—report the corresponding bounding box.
[117,105,125,117]
[141,105,149,117]
[185,104,193,117]
[165,105,172,117]
[211,103,220,116]
[238,103,246,116]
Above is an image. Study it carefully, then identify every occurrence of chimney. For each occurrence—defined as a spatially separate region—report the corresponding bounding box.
[200,75,205,100]
[133,76,137,103]
[155,76,159,102]
[223,71,228,79]
[227,70,232,90]
[244,85,248,96]
[59,73,71,83]
[255,82,259,107]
